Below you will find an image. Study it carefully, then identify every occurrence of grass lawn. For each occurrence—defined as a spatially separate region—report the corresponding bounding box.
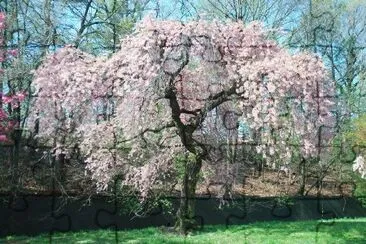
[3,217,366,243]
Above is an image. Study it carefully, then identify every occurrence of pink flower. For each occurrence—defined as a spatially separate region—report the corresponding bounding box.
[0,12,5,22]
[16,92,26,101]
[7,49,18,57]
[0,12,5,30]
[2,95,12,104]
[0,135,7,142]
[11,101,19,108]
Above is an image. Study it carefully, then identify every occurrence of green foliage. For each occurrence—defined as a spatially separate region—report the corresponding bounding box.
[331,131,354,163]
[275,195,295,207]
[354,175,366,207]
[115,185,140,215]
[115,184,174,216]
[115,141,132,155]
[328,114,366,202]
[348,114,366,149]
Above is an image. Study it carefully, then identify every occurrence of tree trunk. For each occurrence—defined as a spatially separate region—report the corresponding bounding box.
[175,154,202,234]
[55,154,66,185]
[10,129,21,193]
[298,158,306,196]
[10,100,22,192]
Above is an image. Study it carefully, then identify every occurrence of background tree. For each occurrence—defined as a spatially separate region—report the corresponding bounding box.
[0,10,27,198]
[196,0,301,30]
[275,0,366,192]
[62,0,147,54]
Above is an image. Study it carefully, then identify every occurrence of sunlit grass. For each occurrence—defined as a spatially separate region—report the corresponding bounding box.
[3,217,366,243]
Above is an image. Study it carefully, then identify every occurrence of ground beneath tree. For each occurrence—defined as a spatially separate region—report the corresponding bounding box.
[0,158,354,198]
[196,168,353,198]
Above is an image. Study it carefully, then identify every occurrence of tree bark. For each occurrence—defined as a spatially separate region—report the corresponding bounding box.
[175,154,202,234]
[10,128,21,194]
[298,158,306,196]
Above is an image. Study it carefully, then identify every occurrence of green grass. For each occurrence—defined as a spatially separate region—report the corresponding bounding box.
[3,218,366,243]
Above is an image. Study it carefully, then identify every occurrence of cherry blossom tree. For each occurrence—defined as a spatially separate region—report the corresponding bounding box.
[29,17,334,233]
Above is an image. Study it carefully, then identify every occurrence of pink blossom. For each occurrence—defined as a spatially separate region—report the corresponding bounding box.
[2,96,12,104]
[0,12,5,30]
[0,135,7,142]
[7,49,18,57]
[15,92,26,101]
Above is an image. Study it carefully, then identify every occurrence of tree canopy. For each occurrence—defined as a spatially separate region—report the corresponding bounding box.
[29,17,335,232]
